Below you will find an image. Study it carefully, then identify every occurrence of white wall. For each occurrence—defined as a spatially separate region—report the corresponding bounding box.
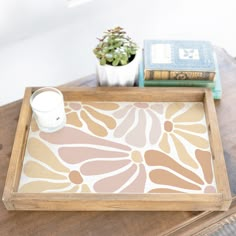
[0,0,235,105]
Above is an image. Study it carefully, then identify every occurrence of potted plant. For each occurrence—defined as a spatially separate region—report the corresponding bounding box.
[93,26,139,86]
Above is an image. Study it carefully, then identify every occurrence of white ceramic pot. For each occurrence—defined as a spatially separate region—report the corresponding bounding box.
[96,51,140,86]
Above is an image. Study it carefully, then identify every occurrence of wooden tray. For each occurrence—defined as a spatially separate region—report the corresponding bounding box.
[2,87,231,211]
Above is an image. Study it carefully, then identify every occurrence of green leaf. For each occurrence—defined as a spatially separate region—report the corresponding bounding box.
[112,59,119,66]
[100,57,106,65]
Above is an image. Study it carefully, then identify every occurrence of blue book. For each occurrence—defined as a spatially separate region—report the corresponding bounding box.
[138,53,222,99]
[144,40,216,81]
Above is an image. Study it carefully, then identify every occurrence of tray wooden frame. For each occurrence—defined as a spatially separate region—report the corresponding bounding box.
[2,87,232,211]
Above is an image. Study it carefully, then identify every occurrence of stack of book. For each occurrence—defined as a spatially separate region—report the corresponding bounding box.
[139,40,222,99]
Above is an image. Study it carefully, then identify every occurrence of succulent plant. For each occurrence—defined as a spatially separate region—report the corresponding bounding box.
[93,26,138,66]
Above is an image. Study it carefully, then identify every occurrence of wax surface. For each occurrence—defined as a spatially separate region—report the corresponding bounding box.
[32,91,61,111]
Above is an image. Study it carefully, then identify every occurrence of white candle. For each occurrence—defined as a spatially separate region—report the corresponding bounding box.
[30,87,66,132]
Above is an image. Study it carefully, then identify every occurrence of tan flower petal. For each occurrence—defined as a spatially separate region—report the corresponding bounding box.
[195,149,213,184]
[82,102,119,110]
[150,169,201,190]
[175,124,206,133]
[173,103,204,122]
[81,110,107,137]
[27,138,70,173]
[84,106,116,129]
[93,164,137,193]
[66,112,82,127]
[31,116,39,132]
[145,150,203,184]
[24,161,67,180]
[68,170,83,184]
[65,108,71,113]
[159,133,170,153]
[171,134,198,169]
[81,184,91,193]
[174,130,209,149]
[121,164,146,193]
[166,103,185,119]
[19,181,70,193]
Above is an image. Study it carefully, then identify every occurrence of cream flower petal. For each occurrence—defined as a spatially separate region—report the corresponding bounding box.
[62,185,80,193]
[166,103,185,119]
[27,138,69,173]
[174,130,209,149]
[170,134,198,169]
[159,133,170,153]
[24,161,67,180]
[175,124,206,133]
[19,181,70,193]
[173,103,204,122]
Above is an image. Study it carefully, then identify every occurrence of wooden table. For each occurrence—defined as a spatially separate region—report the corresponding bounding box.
[0,47,236,235]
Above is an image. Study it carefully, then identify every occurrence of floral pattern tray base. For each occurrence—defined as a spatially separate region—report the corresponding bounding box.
[18,101,216,195]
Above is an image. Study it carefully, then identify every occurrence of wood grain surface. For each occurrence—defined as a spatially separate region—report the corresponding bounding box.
[0,48,236,235]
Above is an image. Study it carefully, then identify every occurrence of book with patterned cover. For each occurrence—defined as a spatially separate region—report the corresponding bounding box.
[144,40,216,81]
[139,53,222,99]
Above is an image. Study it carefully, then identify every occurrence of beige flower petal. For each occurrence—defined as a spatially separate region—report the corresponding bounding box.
[171,134,198,169]
[84,106,116,129]
[19,181,70,193]
[121,164,146,193]
[175,124,206,133]
[82,102,119,110]
[173,103,204,122]
[24,161,67,180]
[66,112,82,127]
[94,164,137,193]
[166,103,185,119]
[27,138,70,173]
[113,104,133,118]
[159,133,170,153]
[174,130,209,149]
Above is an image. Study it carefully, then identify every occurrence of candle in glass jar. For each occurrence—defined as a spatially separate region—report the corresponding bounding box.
[30,87,66,133]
